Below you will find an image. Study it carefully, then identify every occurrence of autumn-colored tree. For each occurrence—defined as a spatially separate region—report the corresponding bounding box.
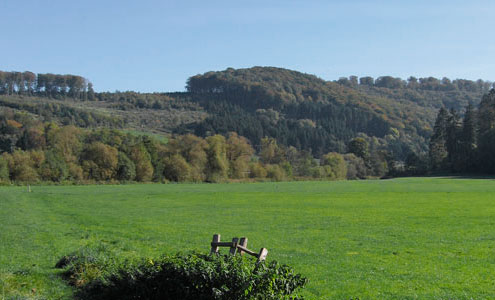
[321,152,347,179]
[5,150,41,182]
[249,162,267,178]
[265,164,287,181]
[205,135,229,182]
[129,144,153,182]
[226,132,254,178]
[46,124,82,164]
[163,154,191,182]
[166,134,208,181]
[18,126,46,150]
[81,142,118,181]
[260,137,285,164]
[67,163,84,181]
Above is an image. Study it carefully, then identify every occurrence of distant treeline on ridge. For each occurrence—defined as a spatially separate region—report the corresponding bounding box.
[0,71,95,100]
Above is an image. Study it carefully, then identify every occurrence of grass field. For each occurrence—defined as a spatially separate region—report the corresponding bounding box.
[1,177,495,299]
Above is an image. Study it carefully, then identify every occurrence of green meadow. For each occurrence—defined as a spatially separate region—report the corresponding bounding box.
[1,177,495,299]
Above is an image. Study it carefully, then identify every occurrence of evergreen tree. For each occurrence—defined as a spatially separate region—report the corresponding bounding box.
[460,104,477,172]
[429,107,449,171]
[445,108,462,172]
[477,90,495,173]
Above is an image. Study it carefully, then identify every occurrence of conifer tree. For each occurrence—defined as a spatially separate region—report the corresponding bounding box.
[460,104,477,171]
[446,108,462,172]
[429,107,449,171]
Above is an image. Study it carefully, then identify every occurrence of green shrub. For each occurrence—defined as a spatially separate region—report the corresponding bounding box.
[57,250,307,300]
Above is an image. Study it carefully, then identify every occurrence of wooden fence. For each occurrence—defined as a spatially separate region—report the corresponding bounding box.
[210,234,268,262]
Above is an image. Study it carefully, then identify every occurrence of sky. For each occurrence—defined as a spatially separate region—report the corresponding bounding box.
[1,0,494,92]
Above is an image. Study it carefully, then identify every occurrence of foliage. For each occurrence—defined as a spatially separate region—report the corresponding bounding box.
[321,152,347,179]
[129,144,154,182]
[2,67,494,180]
[428,89,495,175]
[116,151,136,181]
[56,249,307,300]
[81,142,118,181]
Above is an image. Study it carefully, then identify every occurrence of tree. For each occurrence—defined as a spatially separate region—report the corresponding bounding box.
[87,82,95,101]
[348,137,369,166]
[478,89,495,134]
[46,125,82,164]
[429,107,449,171]
[172,134,208,181]
[226,132,254,178]
[477,89,495,173]
[265,164,287,181]
[459,104,477,171]
[5,150,41,182]
[249,162,267,178]
[445,108,462,172]
[163,154,191,182]
[260,137,285,164]
[205,135,229,182]
[81,142,118,181]
[359,77,374,86]
[343,153,368,179]
[0,155,10,182]
[40,150,68,182]
[129,144,153,182]
[405,152,428,175]
[116,152,136,181]
[18,126,46,150]
[321,152,347,179]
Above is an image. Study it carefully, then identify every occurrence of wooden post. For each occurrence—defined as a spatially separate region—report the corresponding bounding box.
[229,237,239,255]
[210,234,221,254]
[258,248,268,262]
[210,234,268,261]
[238,237,248,255]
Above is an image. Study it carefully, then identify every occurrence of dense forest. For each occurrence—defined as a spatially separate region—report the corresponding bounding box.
[0,67,493,183]
[0,109,369,183]
[182,67,491,159]
[426,89,495,175]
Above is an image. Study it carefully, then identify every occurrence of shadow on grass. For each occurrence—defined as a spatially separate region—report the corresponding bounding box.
[430,174,495,180]
[383,174,495,180]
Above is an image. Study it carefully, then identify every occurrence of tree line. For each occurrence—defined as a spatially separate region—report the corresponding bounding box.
[426,89,495,174]
[337,75,493,92]
[0,109,393,184]
[0,70,95,100]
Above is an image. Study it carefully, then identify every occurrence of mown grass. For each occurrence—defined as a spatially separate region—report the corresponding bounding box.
[1,177,495,299]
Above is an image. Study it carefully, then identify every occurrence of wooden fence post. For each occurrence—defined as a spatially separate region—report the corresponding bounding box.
[238,237,248,255]
[229,237,239,255]
[258,248,268,262]
[210,234,220,254]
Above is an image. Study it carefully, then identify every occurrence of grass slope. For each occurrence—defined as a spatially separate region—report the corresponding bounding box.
[1,178,495,299]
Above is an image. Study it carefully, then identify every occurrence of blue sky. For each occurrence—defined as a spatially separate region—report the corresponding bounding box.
[1,0,494,92]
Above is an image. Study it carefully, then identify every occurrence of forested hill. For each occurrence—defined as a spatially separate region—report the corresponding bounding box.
[0,67,492,162]
[182,67,491,158]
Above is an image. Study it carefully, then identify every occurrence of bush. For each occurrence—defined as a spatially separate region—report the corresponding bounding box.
[57,249,307,300]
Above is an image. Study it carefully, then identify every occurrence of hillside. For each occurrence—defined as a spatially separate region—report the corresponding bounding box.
[182,67,490,158]
[0,67,491,161]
